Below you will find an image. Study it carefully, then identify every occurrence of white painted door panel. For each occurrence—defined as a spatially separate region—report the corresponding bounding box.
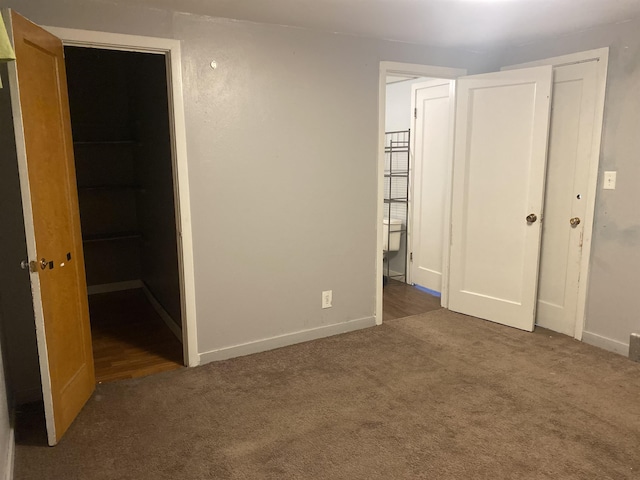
[535,62,598,335]
[410,80,453,293]
[449,66,553,331]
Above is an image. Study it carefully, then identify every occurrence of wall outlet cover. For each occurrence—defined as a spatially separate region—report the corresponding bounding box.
[322,290,332,309]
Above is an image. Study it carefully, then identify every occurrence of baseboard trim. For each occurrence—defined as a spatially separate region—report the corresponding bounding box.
[4,423,14,480]
[87,280,142,295]
[141,285,183,343]
[582,331,629,356]
[199,316,377,364]
[386,269,406,280]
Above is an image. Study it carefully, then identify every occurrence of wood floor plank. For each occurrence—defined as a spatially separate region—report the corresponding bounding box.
[383,279,441,321]
[88,289,184,383]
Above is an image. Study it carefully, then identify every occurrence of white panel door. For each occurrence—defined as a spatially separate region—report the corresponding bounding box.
[410,80,454,293]
[449,66,553,332]
[533,62,598,335]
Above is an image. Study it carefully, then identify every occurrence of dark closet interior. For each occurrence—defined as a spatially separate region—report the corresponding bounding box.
[65,46,183,382]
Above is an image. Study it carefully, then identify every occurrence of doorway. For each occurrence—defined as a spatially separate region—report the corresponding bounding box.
[378,51,608,339]
[376,63,466,324]
[382,73,450,320]
[64,46,183,382]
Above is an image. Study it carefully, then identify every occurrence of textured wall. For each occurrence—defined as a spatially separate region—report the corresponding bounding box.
[5,0,483,359]
[0,63,41,402]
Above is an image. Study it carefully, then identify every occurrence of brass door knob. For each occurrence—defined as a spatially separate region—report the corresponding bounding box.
[526,213,537,223]
[570,217,581,227]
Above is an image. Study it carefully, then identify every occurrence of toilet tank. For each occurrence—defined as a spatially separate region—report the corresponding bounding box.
[383,218,403,252]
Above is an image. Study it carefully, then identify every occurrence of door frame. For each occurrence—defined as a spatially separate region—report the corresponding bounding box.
[502,48,609,340]
[376,62,466,325]
[43,26,199,366]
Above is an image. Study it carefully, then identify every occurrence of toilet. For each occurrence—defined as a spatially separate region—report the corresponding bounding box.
[383,218,403,252]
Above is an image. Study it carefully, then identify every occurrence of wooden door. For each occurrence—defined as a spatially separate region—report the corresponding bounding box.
[7,10,95,445]
[409,79,454,294]
[448,66,553,331]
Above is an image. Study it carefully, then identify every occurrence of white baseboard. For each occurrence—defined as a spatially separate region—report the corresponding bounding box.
[141,284,183,343]
[87,280,142,295]
[199,316,376,364]
[582,331,629,356]
[4,424,14,480]
[385,269,406,280]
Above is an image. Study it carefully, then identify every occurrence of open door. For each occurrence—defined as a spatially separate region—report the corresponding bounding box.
[409,79,454,296]
[6,10,95,445]
[448,66,553,332]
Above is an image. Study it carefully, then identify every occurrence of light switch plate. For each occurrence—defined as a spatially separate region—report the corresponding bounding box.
[603,171,616,190]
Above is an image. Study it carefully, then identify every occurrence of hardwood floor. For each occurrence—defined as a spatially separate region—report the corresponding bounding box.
[88,289,183,383]
[88,283,436,382]
[383,279,441,321]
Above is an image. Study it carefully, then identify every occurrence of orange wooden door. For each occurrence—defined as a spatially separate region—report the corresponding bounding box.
[8,10,95,445]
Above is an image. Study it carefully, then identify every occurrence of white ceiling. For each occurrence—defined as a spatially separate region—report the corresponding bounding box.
[123,0,640,49]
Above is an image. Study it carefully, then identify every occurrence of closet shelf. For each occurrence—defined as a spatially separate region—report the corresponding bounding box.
[83,232,142,243]
[384,148,409,154]
[384,172,409,178]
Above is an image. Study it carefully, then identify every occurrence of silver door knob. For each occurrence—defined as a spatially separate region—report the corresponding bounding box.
[570,217,581,227]
[526,213,537,223]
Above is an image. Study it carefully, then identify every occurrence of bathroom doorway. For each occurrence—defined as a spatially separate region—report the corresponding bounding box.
[381,68,461,321]
[64,46,184,382]
[376,62,466,323]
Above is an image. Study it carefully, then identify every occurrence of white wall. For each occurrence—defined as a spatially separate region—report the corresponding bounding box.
[488,18,640,355]
[384,77,432,132]
[5,1,486,363]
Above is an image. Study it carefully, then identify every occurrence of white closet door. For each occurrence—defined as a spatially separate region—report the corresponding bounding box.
[410,80,454,294]
[532,61,598,335]
[448,66,553,332]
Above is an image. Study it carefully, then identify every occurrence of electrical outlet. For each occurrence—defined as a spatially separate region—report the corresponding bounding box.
[603,171,617,190]
[322,290,332,309]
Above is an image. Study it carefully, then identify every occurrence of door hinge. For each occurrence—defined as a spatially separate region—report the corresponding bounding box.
[410,252,413,262]
[414,107,417,119]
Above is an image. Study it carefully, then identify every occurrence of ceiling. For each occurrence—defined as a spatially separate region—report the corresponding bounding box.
[121,0,640,49]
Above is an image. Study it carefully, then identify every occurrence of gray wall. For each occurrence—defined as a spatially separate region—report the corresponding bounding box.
[5,0,638,365]
[133,53,182,326]
[0,63,41,402]
[486,18,640,353]
[4,0,484,359]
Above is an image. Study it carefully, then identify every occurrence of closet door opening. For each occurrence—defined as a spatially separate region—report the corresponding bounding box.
[65,46,184,382]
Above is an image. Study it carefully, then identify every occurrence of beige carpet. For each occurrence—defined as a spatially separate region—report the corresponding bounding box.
[14,309,640,479]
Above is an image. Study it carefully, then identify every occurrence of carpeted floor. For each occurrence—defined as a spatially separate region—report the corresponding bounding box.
[14,309,640,479]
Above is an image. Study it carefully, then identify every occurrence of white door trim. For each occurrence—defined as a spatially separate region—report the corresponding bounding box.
[43,26,200,366]
[502,48,609,340]
[377,62,466,325]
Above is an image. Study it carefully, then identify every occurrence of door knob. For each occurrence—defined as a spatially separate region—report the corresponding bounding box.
[570,217,581,227]
[526,213,537,223]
